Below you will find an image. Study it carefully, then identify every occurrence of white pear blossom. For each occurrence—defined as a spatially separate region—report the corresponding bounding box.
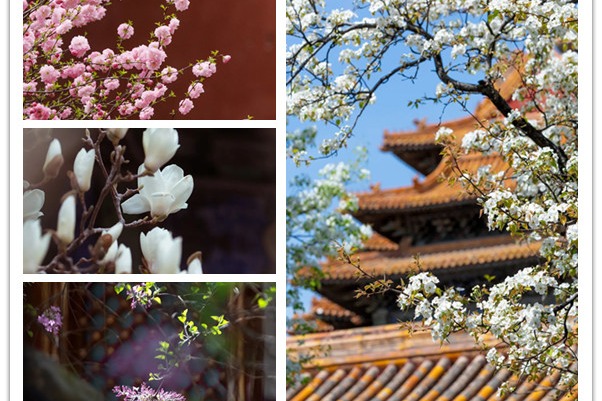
[57,194,76,244]
[24,189,44,221]
[142,128,180,172]
[23,219,51,273]
[106,128,129,143]
[121,164,193,221]
[140,227,182,274]
[73,148,95,192]
[287,0,578,388]
[43,138,63,178]
[114,244,132,274]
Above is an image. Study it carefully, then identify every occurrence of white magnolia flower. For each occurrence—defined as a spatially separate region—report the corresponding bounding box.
[114,244,132,274]
[24,189,45,221]
[43,138,63,178]
[121,164,193,221]
[142,128,180,172]
[57,194,76,244]
[24,219,51,273]
[140,227,182,274]
[106,128,129,144]
[73,148,95,192]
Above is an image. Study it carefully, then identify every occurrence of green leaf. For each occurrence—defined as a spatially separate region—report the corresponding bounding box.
[114,283,125,295]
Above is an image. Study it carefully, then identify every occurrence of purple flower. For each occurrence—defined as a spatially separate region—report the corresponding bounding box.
[113,383,186,401]
[126,283,154,310]
[37,306,62,335]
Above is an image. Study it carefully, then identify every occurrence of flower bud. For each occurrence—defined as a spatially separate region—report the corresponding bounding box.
[73,148,95,192]
[43,139,63,178]
[115,244,132,274]
[57,194,76,244]
[24,219,51,273]
[140,227,182,274]
[142,128,180,172]
[107,128,129,144]
[186,251,203,274]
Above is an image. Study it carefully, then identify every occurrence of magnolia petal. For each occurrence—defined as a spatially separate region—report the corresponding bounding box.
[121,194,151,214]
[169,175,193,213]
[149,192,175,218]
[24,189,45,221]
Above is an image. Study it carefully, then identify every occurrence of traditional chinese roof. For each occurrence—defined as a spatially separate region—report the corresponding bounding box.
[320,241,540,282]
[363,233,400,252]
[380,61,525,175]
[355,153,509,215]
[286,324,577,401]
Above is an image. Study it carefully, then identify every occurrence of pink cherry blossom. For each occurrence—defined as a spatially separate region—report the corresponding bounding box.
[40,65,60,84]
[192,61,216,78]
[117,23,134,40]
[154,26,172,46]
[142,44,166,71]
[188,82,204,99]
[69,36,91,58]
[161,66,178,83]
[61,63,86,79]
[59,108,73,119]
[168,18,180,34]
[103,78,120,90]
[23,81,37,93]
[178,98,194,115]
[222,55,232,63]
[27,103,53,120]
[55,20,73,35]
[173,0,190,11]
[139,106,155,120]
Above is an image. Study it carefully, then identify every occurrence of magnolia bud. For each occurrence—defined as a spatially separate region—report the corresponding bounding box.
[43,139,63,179]
[142,128,180,172]
[115,244,132,274]
[73,148,95,192]
[57,194,76,244]
[107,128,129,144]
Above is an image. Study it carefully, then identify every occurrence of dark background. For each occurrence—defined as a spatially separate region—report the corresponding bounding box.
[24,128,276,274]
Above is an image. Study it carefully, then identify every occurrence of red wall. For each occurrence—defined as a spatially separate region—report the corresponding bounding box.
[80,0,275,120]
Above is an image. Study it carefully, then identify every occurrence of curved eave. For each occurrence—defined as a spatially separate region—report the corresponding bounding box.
[320,241,541,282]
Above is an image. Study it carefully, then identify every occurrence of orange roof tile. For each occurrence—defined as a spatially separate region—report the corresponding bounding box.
[320,241,540,281]
[310,297,364,326]
[356,153,510,213]
[363,233,400,251]
[287,326,573,401]
[382,116,480,151]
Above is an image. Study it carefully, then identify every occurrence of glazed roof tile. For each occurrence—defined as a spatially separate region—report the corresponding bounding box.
[382,116,479,151]
[287,323,576,401]
[287,355,575,401]
[356,154,510,213]
[363,233,400,251]
[310,297,364,325]
[320,241,540,281]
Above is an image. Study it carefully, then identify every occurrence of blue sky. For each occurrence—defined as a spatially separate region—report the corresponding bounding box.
[287,65,482,314]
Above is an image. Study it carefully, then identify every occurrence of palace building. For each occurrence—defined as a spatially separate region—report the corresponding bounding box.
[286,78,577,400]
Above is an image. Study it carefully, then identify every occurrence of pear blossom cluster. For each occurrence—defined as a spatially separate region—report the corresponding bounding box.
[23,128,203,274]
[287,0,578,389]
[23,0,231,119]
